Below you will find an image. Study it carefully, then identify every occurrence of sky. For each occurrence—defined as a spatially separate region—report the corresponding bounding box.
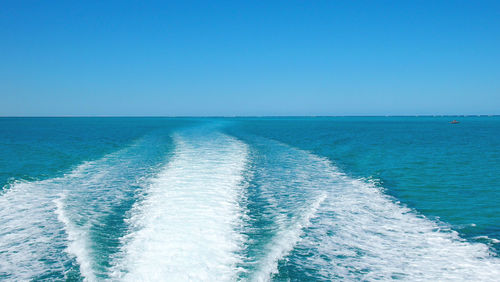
[1,0,499,116]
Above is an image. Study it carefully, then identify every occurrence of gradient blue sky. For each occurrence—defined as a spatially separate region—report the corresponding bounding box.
[1,0,499,116]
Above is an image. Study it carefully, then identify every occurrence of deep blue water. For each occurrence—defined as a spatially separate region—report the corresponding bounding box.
[0,117,499,281]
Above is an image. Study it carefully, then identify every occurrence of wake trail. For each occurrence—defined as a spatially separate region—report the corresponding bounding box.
[111,130,249,281]
[238,136,500,281]
[0,164,91,281]
[0,134,172,281]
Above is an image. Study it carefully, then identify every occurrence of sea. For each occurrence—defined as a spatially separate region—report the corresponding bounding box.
[0,116,499,281]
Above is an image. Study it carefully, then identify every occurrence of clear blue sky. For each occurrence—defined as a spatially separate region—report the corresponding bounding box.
[1,0,499,116]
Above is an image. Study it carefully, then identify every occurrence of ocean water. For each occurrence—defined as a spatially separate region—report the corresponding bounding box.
[0,117,499,281]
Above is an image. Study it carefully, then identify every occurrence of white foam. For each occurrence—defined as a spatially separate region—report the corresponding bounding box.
[0,177,76,280]
[238,138,331,282]
[474,236,500,244]
[111,132,249,281]
[0,136,165,281]
[54,192,96,282]
[240,138,500,281]
[250,193,327,282]
[0,160,106,281]
[285,150,500,281]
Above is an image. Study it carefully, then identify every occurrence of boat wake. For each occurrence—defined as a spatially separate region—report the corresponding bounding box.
[1,126,499,281]
[0,134,173,281]
[111,130,249,281]
[234,134,500,281]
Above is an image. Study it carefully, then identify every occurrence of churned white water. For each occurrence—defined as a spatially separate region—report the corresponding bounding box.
[54,192,97,282]
[282,147,500,281]
[250,193,327,282]
[238,137,500,281]
[0,163,93,281]
[2,126,500,282]
[112,131,249,281]
[0,136,169,281]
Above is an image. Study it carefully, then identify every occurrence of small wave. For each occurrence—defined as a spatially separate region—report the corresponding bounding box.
[54,192,96,282]
[474,236,500,244]
[250,193,327,281]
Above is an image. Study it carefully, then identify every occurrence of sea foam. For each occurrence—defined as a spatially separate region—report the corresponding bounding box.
[283,146,500,281]
[54,192,96,282]
[0,135,170,281]
[239,136,500,281]
[0,169,87,281]
[112,131,249,281]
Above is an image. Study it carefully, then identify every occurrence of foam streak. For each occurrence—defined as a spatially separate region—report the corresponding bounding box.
[113,132,249,281]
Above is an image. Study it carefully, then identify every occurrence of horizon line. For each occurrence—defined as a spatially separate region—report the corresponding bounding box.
[0,114,499,118]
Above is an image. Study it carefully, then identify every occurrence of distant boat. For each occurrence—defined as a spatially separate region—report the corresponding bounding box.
[450,120,460,124]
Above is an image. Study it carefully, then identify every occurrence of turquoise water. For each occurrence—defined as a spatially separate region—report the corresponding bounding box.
[0,117,499,281]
